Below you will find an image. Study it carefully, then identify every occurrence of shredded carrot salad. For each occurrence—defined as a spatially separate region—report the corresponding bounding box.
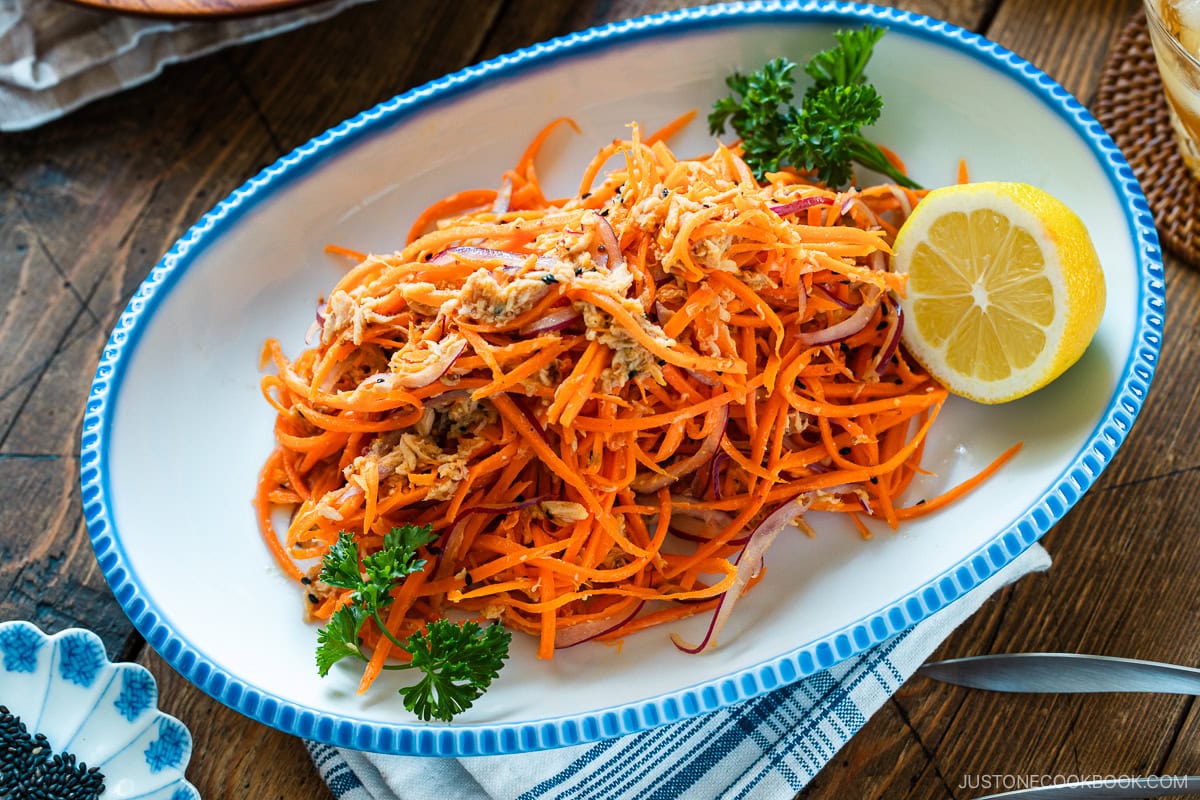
[255,117,1018,686]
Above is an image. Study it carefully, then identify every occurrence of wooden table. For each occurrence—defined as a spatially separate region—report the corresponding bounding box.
[3,0,1197,796]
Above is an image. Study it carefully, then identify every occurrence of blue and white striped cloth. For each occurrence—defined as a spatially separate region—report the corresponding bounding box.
[308,544,1049,800]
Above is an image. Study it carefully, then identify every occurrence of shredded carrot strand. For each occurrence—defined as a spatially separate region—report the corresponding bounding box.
[255,117,1018,677]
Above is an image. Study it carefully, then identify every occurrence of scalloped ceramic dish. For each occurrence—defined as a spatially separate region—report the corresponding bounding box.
[0,621,197,797]
[81,2,1163,756]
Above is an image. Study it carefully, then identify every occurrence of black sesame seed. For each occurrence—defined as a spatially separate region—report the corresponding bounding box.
[0,708,105,799]
[307,593,319,604]
[300,577,311,585]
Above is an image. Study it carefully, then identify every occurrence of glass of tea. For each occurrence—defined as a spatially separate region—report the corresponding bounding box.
[1144,0,1200,181]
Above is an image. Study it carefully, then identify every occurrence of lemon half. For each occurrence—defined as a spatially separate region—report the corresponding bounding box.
[891,182,1106,404]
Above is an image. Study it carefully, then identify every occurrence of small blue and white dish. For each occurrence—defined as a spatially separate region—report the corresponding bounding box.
[0,620,197,799]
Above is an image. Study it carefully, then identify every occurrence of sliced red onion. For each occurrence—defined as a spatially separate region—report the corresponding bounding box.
[798,289,882,347]
[770,196,834,216]
[519,307,582,336]
[811,284,858,311]
[305,300,328,345]
[709,451,729,499]
[657,504,736,529]
[685,369,718,387]
[492,178,512,214]
[555,600,646,649]
[668,508,756,547]
[670,493,814,654]
[423,389,470,409]
[843,195,880,228]
[595,215,625,271]
[653,301,675,328]
[434,520,467,579]
[458,494,549,518]
[430,246,524,268]
[667,513,733,543]
[318,361,350,394]
[305,318,322,346]
[430,246,557,272]
[888,185,913,217]
[873,298,904,375]
[630,406,728,493]
[859,201,882,229]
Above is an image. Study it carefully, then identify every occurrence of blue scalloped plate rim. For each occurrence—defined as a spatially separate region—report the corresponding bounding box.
[80,0,1164,756]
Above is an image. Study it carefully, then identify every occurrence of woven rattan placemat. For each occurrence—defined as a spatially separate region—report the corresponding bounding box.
[1093,11,1199,266]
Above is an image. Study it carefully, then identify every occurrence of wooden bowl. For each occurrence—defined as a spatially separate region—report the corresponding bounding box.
[61,0,327,19]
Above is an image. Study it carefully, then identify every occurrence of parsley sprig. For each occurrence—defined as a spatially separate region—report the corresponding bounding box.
[398,621,511,723]
[709,26,921,190]
[313,523,512,722]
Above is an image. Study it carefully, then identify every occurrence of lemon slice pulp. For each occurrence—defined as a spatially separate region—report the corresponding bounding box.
[891,182,1106,404]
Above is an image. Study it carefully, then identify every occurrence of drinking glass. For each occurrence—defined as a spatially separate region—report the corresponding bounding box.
[1144,0,1200,181]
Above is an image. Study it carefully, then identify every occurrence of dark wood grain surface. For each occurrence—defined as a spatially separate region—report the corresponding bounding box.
[4,0,1197,797]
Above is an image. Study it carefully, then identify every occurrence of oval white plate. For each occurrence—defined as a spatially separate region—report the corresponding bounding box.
[0,621,197,797]
[81,2,1163,755]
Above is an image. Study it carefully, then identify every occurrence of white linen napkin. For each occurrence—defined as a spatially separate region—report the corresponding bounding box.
[0,0,372,132]
[306,543,1051,800]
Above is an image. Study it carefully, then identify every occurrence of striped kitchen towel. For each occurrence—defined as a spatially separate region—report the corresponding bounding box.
[307,543,1049,800]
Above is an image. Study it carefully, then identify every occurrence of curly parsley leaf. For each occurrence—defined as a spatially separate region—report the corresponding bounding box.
[804,25,885,94]
[313,524,435,676]
[398,620,513,723]
[316,605,364,677]
[357,525,436,612]
[317,532,366,592]
[783,84,885,189]
[709,57,797,176]
[708,25,921,190]
[312,526,511,720]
